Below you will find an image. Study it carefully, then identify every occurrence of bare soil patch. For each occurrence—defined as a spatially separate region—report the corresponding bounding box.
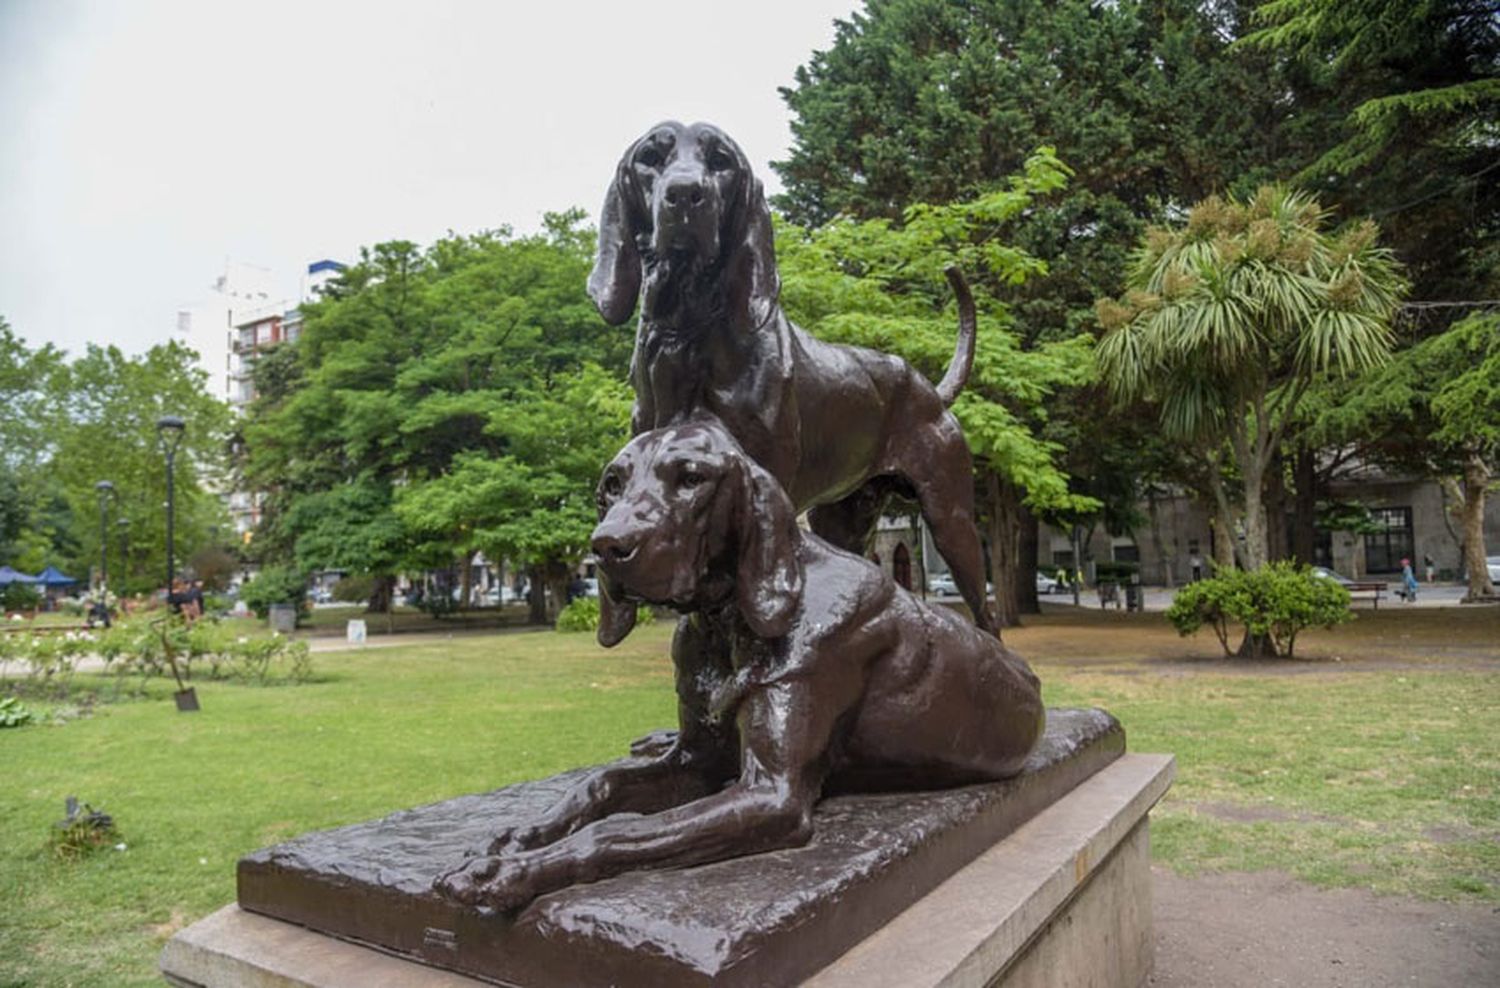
[1149,868,1500,987]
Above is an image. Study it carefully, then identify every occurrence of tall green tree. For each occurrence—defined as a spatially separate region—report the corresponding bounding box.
[46,342,231,593]
[1240,0,1500,304]
[1320,313,1500,599]
[776,149,1097,625]
[1095,186,1406,571]
[244,213,628,620]
[776,0,1317,342]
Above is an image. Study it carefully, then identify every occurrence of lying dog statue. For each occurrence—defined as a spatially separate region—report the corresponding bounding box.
[434,419,1043,913]
[589,120,998,637]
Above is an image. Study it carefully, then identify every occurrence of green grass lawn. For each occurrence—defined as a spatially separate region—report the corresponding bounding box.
[2,613,1497,987]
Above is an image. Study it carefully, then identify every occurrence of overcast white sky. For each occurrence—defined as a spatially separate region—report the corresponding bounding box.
[0,0,858,357]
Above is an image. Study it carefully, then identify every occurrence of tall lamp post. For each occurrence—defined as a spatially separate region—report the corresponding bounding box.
[94,480,114,590]
[118,517,131,595]
[157,416,186,594]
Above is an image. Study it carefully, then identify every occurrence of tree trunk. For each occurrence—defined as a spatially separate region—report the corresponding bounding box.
[458,550,475,612]
[1460,452,1497,600]
[1236,630,1279,658]
[985,472,1023,628]
[1241,456,1268,571]
[368,574,394,613]
[546,560,572,621]
[1291,447,1318,565]
[1146,487,1174,588]
[1018,505,1040,615]
[1210,508,1237,572]
[1264,451,1288,563]
[526,563,549,625]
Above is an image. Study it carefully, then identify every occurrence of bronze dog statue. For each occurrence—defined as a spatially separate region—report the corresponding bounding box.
[588,120,999,638]
[433,420,1044,913]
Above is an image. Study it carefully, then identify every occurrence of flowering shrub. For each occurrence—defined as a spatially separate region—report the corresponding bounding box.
[2,615,313,692]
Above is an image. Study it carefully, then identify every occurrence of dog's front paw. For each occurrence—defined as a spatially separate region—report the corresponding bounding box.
[433,855,498,906]
[434,853,551,913]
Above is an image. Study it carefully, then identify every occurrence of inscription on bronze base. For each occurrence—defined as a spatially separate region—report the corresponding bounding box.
[238,708,1123,988]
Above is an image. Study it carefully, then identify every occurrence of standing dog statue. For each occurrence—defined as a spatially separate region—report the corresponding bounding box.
[434,420,1043,913]
[588,120,998,637]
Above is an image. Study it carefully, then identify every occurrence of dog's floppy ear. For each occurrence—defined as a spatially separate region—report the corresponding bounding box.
[728,176,781,331]
[596,566,638,648]
[733,454,803,639]
[588,158,643,326]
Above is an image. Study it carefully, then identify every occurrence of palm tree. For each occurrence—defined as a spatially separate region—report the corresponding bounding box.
[1095,186,1405,570]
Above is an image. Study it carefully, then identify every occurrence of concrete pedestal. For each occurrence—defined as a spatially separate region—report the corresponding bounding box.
[162,753,1172,987]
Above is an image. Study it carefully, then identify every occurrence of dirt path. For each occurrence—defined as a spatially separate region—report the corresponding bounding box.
[1149,868,1500,987]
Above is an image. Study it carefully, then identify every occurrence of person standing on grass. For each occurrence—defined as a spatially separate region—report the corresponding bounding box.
[1400,557,1419,603]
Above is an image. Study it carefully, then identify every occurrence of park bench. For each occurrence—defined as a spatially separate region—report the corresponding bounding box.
[1345,582,1388,608]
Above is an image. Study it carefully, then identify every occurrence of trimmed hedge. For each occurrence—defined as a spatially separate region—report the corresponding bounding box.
[1165,561,1352,658]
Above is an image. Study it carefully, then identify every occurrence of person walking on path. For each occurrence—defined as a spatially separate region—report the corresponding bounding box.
[1400,557,1419,603]
[1423,554,1436,584]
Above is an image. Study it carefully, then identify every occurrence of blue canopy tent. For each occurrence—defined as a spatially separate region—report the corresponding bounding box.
[35,566,79,587]
[0,566,39,585]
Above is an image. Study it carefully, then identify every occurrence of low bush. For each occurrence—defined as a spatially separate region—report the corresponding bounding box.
[2,582,41,613]
[240,567,310,621]
[2,616,313,697]
[331,573,376,604]
[0,695,33,727]
[555,596,656,634]
[1166,561,1352,658]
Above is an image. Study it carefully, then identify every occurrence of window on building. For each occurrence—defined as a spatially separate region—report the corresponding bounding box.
[1112,542,1140,563]
[1052,549,1076,570]
[1363,507,1414,574]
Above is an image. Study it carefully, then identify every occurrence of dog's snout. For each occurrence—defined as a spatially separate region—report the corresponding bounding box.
[662,175,706,210]
[592,531,640,566]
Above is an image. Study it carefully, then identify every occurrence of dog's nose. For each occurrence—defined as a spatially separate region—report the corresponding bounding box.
[662,174,706,209]
[592,532,639,566]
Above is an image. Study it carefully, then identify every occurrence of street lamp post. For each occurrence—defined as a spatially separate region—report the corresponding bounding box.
[157,416,186,595]
[94,480,114,590]
[117,517,131,594]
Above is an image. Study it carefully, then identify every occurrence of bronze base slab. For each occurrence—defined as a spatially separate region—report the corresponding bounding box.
[237,707,1123,987]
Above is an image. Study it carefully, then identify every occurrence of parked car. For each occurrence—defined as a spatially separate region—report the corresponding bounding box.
[1310,566,1356,587]
[928,573,959,597]
[1488,556,1500,583]
[1036,572,1063,594]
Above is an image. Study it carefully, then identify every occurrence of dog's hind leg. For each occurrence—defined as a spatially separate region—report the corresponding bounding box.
[892,425,999,637]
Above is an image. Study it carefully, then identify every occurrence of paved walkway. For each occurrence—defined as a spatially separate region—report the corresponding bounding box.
[1042,581,1478,612]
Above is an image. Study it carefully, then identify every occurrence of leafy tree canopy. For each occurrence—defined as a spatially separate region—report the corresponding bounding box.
[1095,185,1406,569]
[244,213,627,614]
[1240,0,1500,301]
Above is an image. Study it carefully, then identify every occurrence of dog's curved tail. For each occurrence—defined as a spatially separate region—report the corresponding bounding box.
[936,265,977,407]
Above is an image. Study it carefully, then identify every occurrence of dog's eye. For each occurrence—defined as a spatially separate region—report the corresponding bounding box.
[600,473,623,500]
[679,470,706,490]
[636,147,663,169]
[706,148,735,172]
